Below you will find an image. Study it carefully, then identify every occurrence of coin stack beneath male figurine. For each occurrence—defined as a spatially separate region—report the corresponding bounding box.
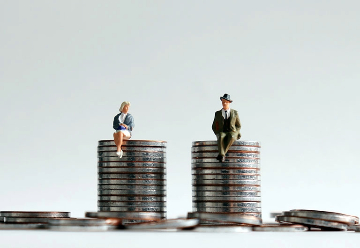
[190,140,261,225]
[97,140,167,223]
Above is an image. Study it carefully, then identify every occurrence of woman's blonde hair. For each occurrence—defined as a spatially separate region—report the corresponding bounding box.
[119,101,131,112]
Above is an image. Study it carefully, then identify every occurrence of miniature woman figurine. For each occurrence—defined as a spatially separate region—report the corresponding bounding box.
[113,101,135,158]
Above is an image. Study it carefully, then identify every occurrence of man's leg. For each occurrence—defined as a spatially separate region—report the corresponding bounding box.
[216,132,226,161]
[223,132,237,155]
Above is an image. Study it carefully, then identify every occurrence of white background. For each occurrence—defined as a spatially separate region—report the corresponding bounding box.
[0,0,359,247]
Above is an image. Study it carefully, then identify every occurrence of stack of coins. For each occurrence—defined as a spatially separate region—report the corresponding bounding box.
[191,140,261,224]
[276,209,359,231]
[97,140,167,222]
[0,211,70,230]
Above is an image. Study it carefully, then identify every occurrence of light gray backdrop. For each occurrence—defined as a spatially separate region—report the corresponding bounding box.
[0,0,359,247]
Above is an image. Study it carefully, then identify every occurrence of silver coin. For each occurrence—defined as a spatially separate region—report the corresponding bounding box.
[287,209,359,225]
[99,157,166,163]
[270,212,283,218]
[125,218,199,230]
[350,225,360,231]
[187,212,262,225]
[85,211,164,220]
[192,158,260,163]
[1,217,71,223]
[98,151,166,158]
[99,167,166,174]
[253,224,308,232]
[49,225,117,231]
[99,185,166,190]
[98,174,165,180]
[193,196,261,201]
[98,202,166,207]
[98,196,166,201]
[98,162,166,168]
[196,212,262,221]
[192,140,261,147]
[98,146,166,152]
[99,179,166,185]
[97,207,166,212]
[193,179,261,185]
[0,223,48,230]
[0,211,70,218]
[193,202,261,208]
[192,191,261,197]
[98,190,166,196]
[194,207,261,213]
[48,218,113,226]
[276,216,348,230]
[192,175,260,180]
[192,163,260,169]
[193,186,261,191]
[192,153,260,159]
[192,169,259,175]
[192,146,260,153]
[190,225,252,232]
[99,140,167,147]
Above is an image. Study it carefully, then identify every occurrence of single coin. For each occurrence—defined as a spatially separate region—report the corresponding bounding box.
[253,224,308,232]
[193,196,261,202]
[192,141,261,147]
[98,202,166,207]
[48,218,115,226]
[85,211,164,220]
[194,207,261,213]
[98,179,166,185]
[98,196,166,201]
[99,185,166,190]
[270,212,283,218]
[98,140,167,147]
[192,163,260,169]
[49,225,117,231]
[0,211,70,218]
[98,168,166,174]
[192,147,260,153]
[98,174,165,180]
[98,146,166,152]
[192,175,260,180]
[192,153,260,159]
[275,216,348,230]
[1,217,71,223]
[192,191,261,197]
[192,158,260,164]
[350,225,360,232]
[193,202,261,208]
[97,207,166,212]
[98,189,166,196]
[99,157,166,163]
[125,218,199,230]
[193,179,261,185]
[288,209,359,225]
[98,151,166,158]
[190,226,253,232]
[0,223,48,230]
[193,186,261,191]
[192,169,259,175]
[187,212,262,225]
[98,162,165,168]
[197,213,262,222]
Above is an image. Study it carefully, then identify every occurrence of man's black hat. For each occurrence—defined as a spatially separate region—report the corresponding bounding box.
[220,93,233,102]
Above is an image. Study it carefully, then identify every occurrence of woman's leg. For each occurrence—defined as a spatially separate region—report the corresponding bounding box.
[113,132,124,152]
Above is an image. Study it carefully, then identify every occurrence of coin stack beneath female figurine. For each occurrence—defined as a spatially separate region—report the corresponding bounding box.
[189,140,261,224]
[95,140,167,223]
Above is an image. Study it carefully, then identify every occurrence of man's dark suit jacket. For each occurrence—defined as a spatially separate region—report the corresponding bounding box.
[212,109,241,139]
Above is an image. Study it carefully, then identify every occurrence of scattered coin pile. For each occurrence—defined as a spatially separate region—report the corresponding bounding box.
[97,140,167,223]
[190,140,261,224]
[276,209,359,231]
[0,211,70,230]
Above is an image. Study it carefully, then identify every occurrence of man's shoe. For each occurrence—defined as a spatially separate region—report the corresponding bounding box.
[221,156,225,163]
[216,155,222,162]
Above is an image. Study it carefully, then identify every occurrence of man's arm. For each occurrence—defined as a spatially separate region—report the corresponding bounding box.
[212,112,219,135]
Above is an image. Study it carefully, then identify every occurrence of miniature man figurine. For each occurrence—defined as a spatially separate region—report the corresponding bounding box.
[212,94,241,162]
